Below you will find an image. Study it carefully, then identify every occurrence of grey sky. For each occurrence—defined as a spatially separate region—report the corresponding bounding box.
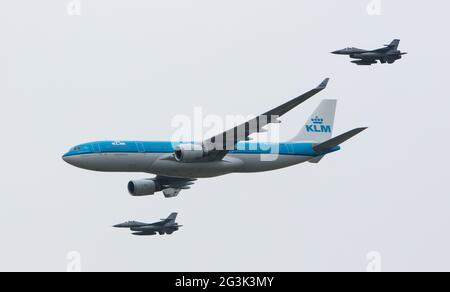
[1,0,449,271]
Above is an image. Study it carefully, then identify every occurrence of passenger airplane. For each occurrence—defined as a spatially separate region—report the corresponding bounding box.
[63,78,366,198]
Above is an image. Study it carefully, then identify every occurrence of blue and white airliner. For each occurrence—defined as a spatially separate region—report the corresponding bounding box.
[63,79,366,198]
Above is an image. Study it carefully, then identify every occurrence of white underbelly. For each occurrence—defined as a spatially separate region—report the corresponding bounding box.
[75,152,312,178]
[150,155,244,178]
[150,153,312,178]
[228,153,311,173]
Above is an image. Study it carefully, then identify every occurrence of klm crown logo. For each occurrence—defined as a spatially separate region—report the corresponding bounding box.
[306,116,332,133]
[311,116,324,124]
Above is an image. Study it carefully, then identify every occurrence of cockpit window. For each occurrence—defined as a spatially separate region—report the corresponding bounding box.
[71,145,90,151]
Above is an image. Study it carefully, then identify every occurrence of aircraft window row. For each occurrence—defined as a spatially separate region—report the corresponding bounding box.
[110,145,129,149]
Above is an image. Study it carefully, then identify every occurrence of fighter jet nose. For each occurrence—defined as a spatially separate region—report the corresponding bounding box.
[331,50,343,55]
[114,222,134,228]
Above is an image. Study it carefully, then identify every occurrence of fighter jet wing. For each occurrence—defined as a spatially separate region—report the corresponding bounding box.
[202,78,329,159]
[155,176,197,198]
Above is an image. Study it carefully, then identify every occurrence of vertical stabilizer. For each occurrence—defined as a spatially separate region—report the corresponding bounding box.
[386,39,400,50]
[290,100,337,143]
[165,212,178,223]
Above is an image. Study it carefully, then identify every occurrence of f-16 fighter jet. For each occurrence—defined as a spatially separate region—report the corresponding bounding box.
[332,39,407,65]
[114,213,181,236]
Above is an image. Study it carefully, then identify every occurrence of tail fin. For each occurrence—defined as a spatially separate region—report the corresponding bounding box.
[385,39,400,50]
[313,127,367,153]
[164,212,178,223]
[290,100,337,143]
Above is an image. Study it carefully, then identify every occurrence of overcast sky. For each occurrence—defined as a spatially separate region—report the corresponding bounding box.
[1,0,450,271]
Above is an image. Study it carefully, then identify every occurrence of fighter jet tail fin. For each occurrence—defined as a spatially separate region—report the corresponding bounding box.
[290,100,337,143]
[385,39,400,50]
[164,212,178,223]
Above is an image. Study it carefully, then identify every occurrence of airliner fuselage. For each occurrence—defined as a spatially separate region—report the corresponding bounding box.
[63,141,339,178]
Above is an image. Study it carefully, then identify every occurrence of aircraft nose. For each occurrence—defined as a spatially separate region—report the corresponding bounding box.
[114,222,131,228]
[62,154,79,167]
[331,49,344,55]
[62,154,72,164]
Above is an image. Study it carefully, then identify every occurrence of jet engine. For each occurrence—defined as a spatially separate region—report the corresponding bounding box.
[174,144,207,163]
[127,179,161,196]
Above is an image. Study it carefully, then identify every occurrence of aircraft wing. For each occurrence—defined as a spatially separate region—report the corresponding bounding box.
[155,176,197,198]
[202,78,329,158]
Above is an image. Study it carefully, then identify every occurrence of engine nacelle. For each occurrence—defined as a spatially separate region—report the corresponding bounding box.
[174,143,207,163]
[128,179,160,196]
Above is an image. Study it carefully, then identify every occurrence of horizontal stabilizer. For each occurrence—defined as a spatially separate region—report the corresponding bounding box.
[313,127,367,153]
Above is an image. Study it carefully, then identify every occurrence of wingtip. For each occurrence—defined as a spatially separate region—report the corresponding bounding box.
[357,127,369,132]
[318,78,330,89]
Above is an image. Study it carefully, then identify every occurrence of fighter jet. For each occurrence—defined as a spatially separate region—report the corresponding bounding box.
[114,212,181,236]
[332,39,407,65]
